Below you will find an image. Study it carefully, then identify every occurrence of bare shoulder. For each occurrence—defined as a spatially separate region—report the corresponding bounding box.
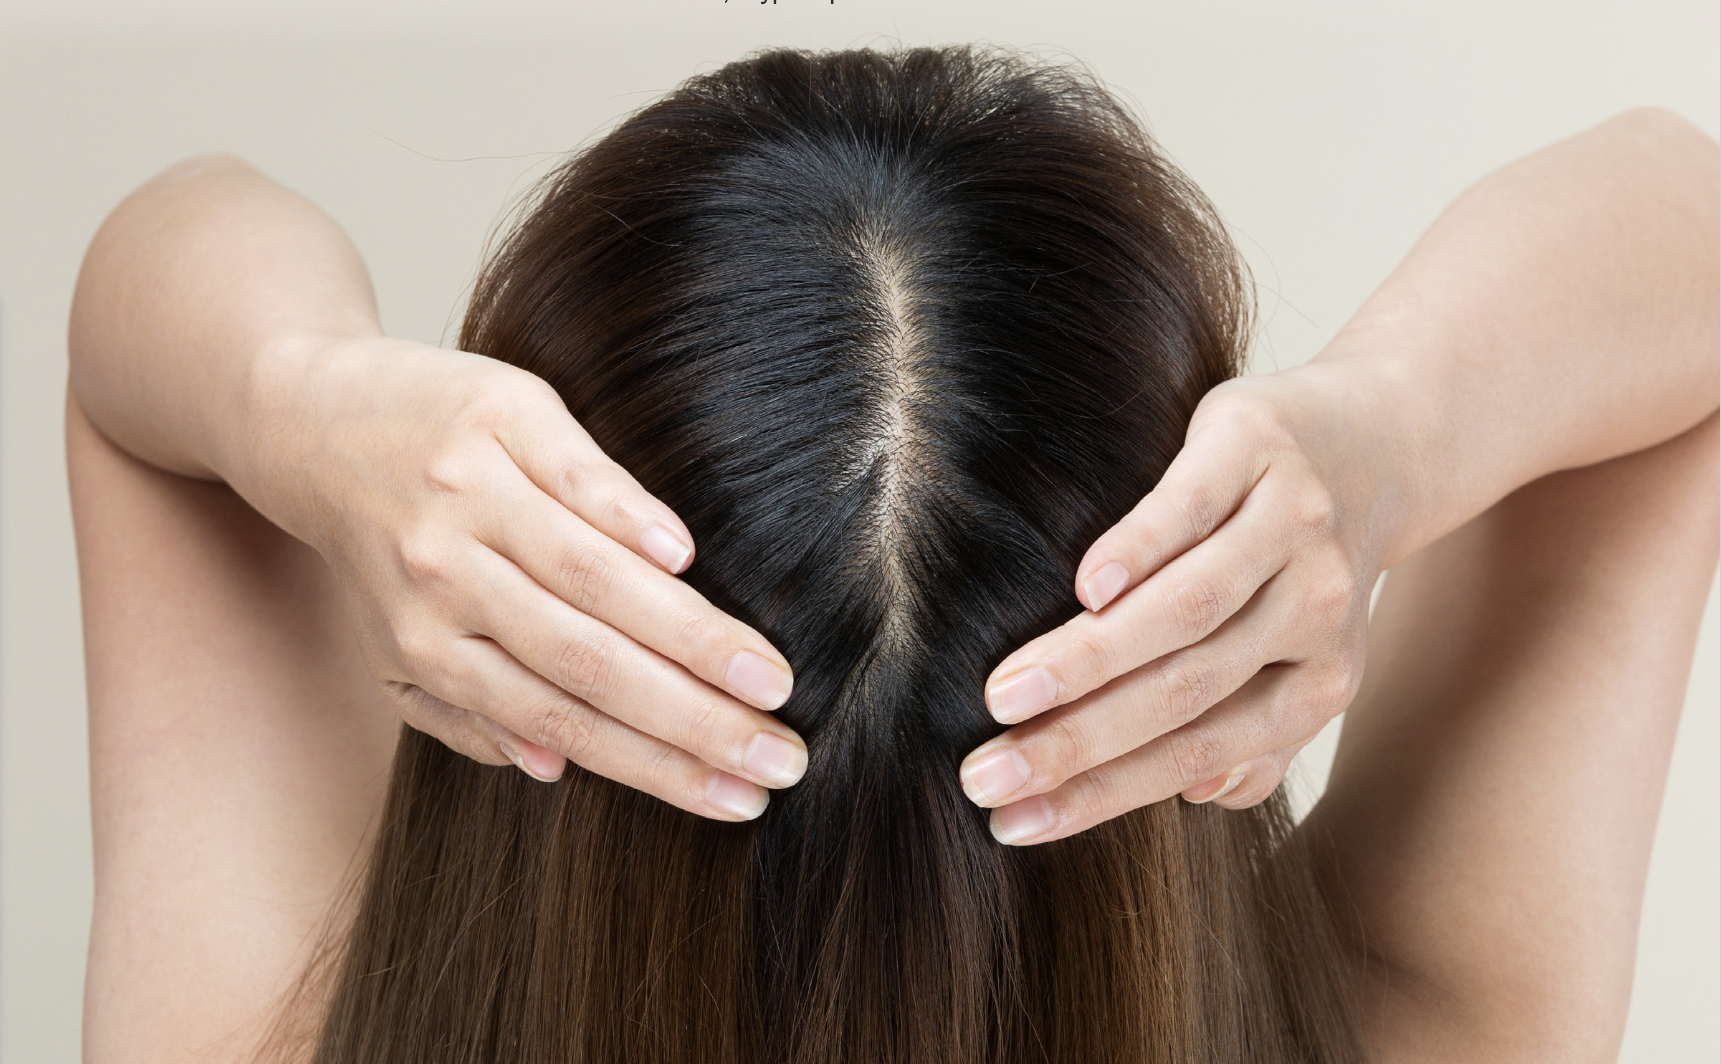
[1307,415,1719,1062]
[69,393,398,1063]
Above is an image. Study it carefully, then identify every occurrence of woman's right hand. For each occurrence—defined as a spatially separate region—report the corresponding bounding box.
[251,334,806,820]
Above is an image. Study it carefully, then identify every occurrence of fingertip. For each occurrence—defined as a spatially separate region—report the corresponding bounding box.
[742,731,807,788]
[1181,771,1245,805]
[704,771,769,820]
[1215,770,1279,810]
[985,666,1058,725]
[989,795,1057,846]
[727,649,793,711]
[1080,560,1131,612]
[639,522,694,574]
[499,739,566,783]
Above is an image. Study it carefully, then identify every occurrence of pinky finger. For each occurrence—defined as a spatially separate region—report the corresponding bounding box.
[1182,742,1306,810]
[381,679,566,781]
[397,639,770,822]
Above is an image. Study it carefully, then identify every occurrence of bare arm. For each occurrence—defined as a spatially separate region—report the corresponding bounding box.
[1322,106,1719,565]
[959,110,1719,844]
[69,155,807,819]
[70,393,397,1062]
[1312,413,1718,1061]
[68,155,379,483]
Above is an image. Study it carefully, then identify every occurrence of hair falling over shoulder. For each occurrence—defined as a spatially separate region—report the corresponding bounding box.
[290,47,1361,1064]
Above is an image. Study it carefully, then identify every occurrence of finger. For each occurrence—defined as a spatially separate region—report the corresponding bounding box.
[1071,411,1271,611]
[479,469,793,711]
[380,678,568,781]
[1181,740,1305,808]
[446,547,807,790]
[493,381,699,575]
[988,662,1342,845]
[400,635,772,821]
[1210,742,1306,810]
[984,488,1293,725]
[961,584,1282,808]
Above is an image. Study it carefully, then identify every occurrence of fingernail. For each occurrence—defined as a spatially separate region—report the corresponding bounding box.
[961,747,1032,806]
[498,741,562,783]
[1183,772,1245,804]
[990,796,1056,845]
[1083,561,1130,611]
[705,771,769,820]
[727,650,792,711]
[986,666,1057,724]
[743,732,807,787]
[640,523,693,573]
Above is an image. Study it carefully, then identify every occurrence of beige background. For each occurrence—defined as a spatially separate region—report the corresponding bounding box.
[2,2,1716,1060]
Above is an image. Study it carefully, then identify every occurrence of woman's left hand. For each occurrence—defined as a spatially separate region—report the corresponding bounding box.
[959,360,1400,844]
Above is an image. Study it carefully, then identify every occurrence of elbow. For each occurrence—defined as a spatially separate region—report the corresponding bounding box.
[68,153,259,393]
[152,151,259,186]
[1600,107,1718,179]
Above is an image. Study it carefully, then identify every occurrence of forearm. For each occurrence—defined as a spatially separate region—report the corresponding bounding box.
[68,154,381,493]
[1316,109,1719,566]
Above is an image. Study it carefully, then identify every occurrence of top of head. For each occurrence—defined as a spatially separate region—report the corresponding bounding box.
[317,48,1353,1064]
[462,45,1246,785]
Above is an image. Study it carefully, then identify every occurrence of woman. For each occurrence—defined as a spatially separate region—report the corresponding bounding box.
[69,48,1716,1063]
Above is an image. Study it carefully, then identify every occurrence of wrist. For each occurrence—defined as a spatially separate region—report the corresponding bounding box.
[229,328,378,550]
[1286,341,1443,571]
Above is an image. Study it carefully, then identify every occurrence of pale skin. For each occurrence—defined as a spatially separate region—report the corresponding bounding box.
[69,110,1716,1061]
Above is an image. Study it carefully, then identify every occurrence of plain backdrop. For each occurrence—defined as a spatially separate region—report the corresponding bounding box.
[1,2,1716,1061]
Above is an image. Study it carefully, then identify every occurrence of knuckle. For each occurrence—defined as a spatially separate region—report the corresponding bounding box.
[1295,487,1339,537]
[1178,484,1223,537]
[1064,775,1124,829]
[457,373,535,428]
[1059,632,1116,691]
[1200,387,1281,446]
[672,608,727,664]
[1302,561,1357,618]
[1036,717,1101,785]
[550,635,618,703]
[390,624,444,677]
[1164,725,1226,787]
[454,710,511,766]
[555,548,619,613]
[1193,386,1251,429]
[525,697,598,761]
[639,741,686,796]
[509,372,562,410]
[676,695,729,757]
[1164,579,1229,639]
[396,526,456,587]
[422,445,485,496]
[1318,661,1362,716]
[556,458,626,517]
[1152,658,1216,725]
[379,678,429,716]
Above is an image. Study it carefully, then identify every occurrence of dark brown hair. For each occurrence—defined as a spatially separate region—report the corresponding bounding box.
[304,47,1359,1063]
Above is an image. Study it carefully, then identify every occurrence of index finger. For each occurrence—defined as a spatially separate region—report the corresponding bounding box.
[496,378,701,577]
[1072,415,1268,612]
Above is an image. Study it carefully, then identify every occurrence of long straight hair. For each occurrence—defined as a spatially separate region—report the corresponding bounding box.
[304,47,1359,1063]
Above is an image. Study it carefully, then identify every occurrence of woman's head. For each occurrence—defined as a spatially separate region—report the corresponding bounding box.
[309,47,1357,1063]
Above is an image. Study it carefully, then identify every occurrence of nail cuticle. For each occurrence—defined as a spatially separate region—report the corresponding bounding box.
[705,772,769,820]
[1083,560,1130,611]
[961,748,1032,806]
[987,666,1058,724]
[989,795,1056,845]
[639,523,693,573]
[727,649,792,710]
[743,732,807,787]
